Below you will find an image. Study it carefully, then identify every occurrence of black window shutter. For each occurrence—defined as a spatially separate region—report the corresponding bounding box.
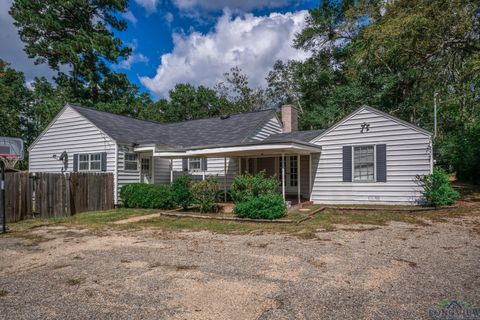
[202,158,208,171]
[182,158,188,171]
[73,154,79,172]
[101,152,107,171]
[342,146,352,182]
[376,144,387,182]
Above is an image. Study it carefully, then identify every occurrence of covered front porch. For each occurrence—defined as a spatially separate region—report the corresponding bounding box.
[135,140,321,204]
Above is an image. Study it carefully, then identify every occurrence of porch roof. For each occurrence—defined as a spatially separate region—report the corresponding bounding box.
[135,138,321,158]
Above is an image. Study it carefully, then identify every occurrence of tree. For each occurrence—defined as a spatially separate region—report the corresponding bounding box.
[215,66,267,113]
[284,0,480,182]
[157,84,228,122]
[10,0,131,102]
[266,60,303,112]
[0,59,30,138]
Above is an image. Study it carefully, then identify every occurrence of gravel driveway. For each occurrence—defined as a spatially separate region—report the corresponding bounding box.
[1,216,479,319]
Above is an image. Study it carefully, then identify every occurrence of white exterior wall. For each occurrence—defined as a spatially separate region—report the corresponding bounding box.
[29,106,118,200]
[169,157,239,189]
[251,115,282,141]
[116,145,140,201]
[153,157,171,185]
[310,108,432,205]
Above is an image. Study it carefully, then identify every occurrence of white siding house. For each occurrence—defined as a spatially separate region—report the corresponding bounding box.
[28,106,118,200]
[29,104,432,206]
[310,106,432,205]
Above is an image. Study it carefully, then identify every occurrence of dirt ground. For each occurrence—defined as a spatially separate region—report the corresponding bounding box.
[0,213,479,320]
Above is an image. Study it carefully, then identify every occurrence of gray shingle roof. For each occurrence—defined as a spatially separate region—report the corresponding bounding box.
[263,129,326,143]
[69,104,277,148]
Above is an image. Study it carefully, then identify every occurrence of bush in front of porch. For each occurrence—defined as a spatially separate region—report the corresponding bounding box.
[120,184,175,210]
[232,172,286,220]
[191,176,219,213]
[171,176,193,210]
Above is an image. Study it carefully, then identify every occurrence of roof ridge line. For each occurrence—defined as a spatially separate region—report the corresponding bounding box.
[69,103,277,128]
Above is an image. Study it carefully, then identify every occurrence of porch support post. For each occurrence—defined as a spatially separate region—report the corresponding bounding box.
[309,154,312,201]
[238,157,242,175]
[281,153,285,201]
[151,156,155,184]
[224,157,227,202]
[170,159,173,185]
[297,154,301,205]
[202,157,206,181]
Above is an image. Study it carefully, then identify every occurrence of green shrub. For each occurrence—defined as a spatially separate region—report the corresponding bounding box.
[436,123,480,185]
[416,168,460,207]
[120,183,175,209]
[171,175,193,210]
[231,171,278,202]
[216,189,233,202]
[231,172,286,219]
[191,176,219,213]
[234,193,286,220]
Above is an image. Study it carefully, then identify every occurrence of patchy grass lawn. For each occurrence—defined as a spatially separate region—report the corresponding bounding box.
[5,201,479,241]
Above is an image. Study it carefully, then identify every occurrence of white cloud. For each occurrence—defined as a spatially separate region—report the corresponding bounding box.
[113,39,149,70]
[0,0,57,81]
[140,10,309,98]
[165,12,174,25]
[134,0,160,14]
[121,10,138,25]
[113,53,149,70]
[173,0,292,12]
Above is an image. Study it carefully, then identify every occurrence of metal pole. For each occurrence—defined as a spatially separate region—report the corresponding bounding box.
[281,153,285,201]
[434,92,438,138]
[1,160,6,233]
[224,157,227,202]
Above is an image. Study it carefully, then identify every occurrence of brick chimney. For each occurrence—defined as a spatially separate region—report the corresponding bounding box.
[281,105,298,133]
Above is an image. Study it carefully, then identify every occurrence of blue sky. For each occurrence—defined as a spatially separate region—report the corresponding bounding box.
[0,0,319,99]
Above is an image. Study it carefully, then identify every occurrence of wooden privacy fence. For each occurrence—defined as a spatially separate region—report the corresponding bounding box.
[2,172,114,223]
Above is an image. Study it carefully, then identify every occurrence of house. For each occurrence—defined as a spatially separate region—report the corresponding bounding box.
[28,103,433,205]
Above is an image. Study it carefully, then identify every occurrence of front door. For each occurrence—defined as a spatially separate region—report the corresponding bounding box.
[140,156,152,184]
[278,156,298,194]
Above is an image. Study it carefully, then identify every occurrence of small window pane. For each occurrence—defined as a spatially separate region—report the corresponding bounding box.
[189,158,201,170]
[90,153,100,161]
[79,154,89,171]
[90,161,100,170]
[79,162,89,170]
[353,146,375,182]
[124,153,138,171]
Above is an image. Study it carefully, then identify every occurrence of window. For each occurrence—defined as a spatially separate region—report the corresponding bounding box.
[124,153,138,171]
[90,153,101,170]
[353,146,375,181]
[79,153,101,171]
[188,158,202,171]
[290,156,298,187]
[141,158,150,172]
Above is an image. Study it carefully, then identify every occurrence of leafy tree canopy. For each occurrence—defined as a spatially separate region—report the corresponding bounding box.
[10,0,131,102]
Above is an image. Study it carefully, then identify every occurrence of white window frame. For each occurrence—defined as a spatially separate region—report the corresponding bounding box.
[352,145,376,182]
[124,153,138,171]
[188,158,202,172]
[78,153,101,172]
